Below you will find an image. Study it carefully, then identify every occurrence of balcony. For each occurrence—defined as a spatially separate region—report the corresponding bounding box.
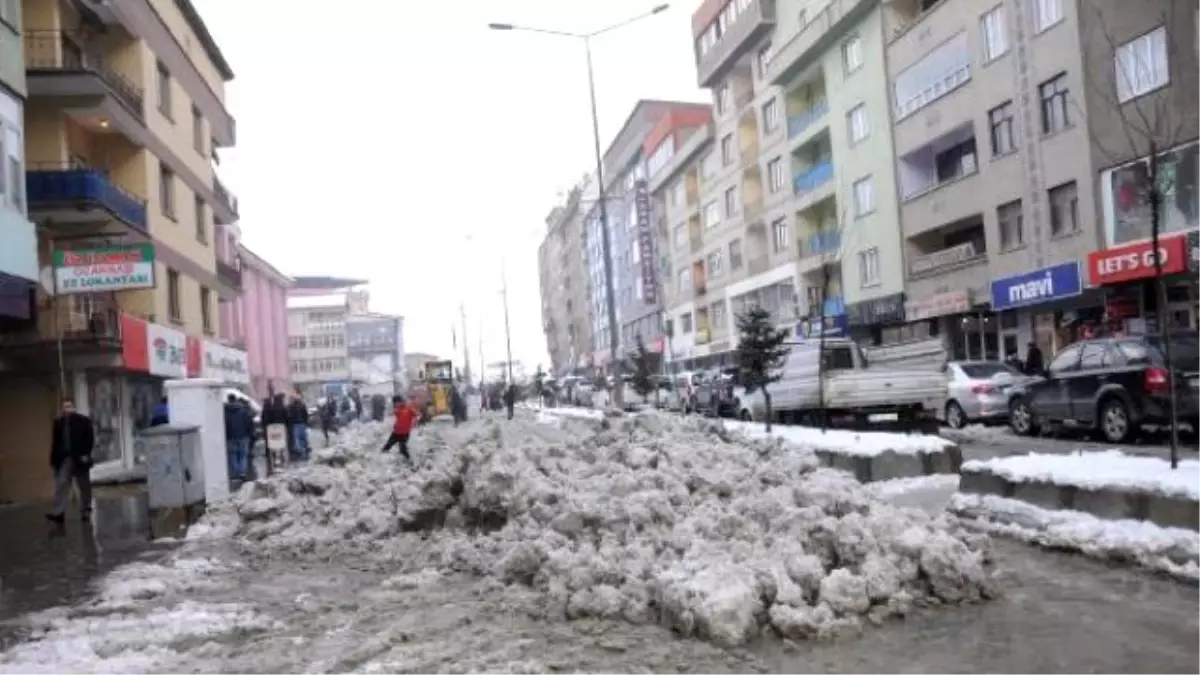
[787,99,829,141]
[793,160,834,196]
[694,0,777,88]
[801,229,841,258]
[217,260,243,290]
[895,63,970,122]
[213,177,239,224]
[25,163,148,235]
[767,0,872,86]
[908,241,987,280]
[23,30,145,123]
[898,129,981,237]
[0,305,125,357]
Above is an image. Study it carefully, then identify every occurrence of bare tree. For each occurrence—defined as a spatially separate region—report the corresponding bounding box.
[1073,0,1198,468]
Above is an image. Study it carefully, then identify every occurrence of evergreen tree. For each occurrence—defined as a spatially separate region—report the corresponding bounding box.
[735,306,790,432]
[627,335,656,402]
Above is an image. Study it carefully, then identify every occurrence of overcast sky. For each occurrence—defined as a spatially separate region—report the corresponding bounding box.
[196,0,706,374]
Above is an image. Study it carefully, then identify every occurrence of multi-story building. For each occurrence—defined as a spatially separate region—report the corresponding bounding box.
[538,174,598,376]
[223,240,292,401]
[0,0,241,501]
[0,0,38,316]
[767,0,908,342]
[346,312,405,395]
[288,290,352,399]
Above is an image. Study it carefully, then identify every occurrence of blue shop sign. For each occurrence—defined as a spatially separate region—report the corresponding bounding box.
[797,314,848,340]
[990,262,1082,311]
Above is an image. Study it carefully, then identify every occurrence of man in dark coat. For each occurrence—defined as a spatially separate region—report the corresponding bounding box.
[320,398,338,444]
[286,394,310,460]
[503,383,517,420]
[449,386,467,426]
[260,393,290,469]
[47,398,96,524]
[224,394,255,481]
[1025,342,1045,376]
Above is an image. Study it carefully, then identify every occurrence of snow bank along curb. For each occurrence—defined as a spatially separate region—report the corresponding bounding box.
[201,413,999,647]
[949,492,1199,583]
[959,451,1200,532]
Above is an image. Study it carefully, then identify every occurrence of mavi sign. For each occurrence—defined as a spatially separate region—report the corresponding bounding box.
[990,262,1082,311]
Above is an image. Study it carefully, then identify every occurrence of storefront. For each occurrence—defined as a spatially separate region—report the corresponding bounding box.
[846,293,905,337]
[1086,231,1198,335]
[199,338,251,389]
[990,261,1101,361]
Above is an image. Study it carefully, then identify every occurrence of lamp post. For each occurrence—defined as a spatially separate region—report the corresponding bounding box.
[489,3,669,410]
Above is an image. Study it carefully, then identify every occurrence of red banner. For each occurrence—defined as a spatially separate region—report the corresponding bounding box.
[1087,234,1188,285]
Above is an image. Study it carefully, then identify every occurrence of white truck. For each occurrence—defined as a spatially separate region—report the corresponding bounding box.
[733,338,946,430]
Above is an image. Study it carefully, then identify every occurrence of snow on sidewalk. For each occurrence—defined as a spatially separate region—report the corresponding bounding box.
[962,450,1200,500]
[723,419,955,456]
[950,492,1200,582]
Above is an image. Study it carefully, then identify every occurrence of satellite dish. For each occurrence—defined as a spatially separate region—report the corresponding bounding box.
[38,266,56,297]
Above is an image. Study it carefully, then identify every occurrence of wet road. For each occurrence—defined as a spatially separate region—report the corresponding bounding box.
[942,424,1200,462]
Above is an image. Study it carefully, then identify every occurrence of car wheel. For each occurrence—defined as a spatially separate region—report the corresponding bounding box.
[1099,397,1132,444]
[945,401,968,429]
[1009,398,1038,436]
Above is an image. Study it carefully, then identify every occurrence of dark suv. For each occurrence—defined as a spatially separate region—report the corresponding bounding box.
[1007,333,1199,443]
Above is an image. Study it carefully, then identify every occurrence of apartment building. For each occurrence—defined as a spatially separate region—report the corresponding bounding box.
[224,241,293,401]
[538,175,595,376]
[0,0,241,501]
[0,0,39,317]
[346,313,405,395]
[766,0,908,341]
[288,291,352,400]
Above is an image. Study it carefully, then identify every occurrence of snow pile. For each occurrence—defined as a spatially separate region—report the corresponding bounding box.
[963,451,1200,500]
[0,556,276,674]
[208,412,997,646]
[723,419,955,456]
[950,492,1200,581]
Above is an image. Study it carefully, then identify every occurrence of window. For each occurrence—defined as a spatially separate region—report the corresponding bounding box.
[677,268,691,293]
[935,138,978,182]
[711,301,726,330]
[708,250,724,278]
[1039,73,1070,134]
[858,248,880,287]
[997,199,1024,250]
[724,186,738,217]
[0,114,25,214]
[847,104,870,144]
[1048,343,1082,374]
[853,176,875,216]
[717,81,731,114]
[673,223,686,248]
[156,60,172,119]
[762,98,779,133]
[721,134,734,166]
[701,152,718,180]
[192,105,204,153]
[1034,0,1062,32]
[726,239,742,270]
[757,44,771,79]
[1048,181,1080,236]
[681,312,693,333]
[1115,27,1169,102]
[159,162,176,218]
[989,101,1016,156]
[704,200,721,228]
[167,268,182,321]
[1078,343,1110,370]
[631,239,640,265]
[771,218,789,252]
[981,6,1008,61]
[194,196,206,243]
[842,36,863,74]
[200,287,213,334]
[767,157,784,193]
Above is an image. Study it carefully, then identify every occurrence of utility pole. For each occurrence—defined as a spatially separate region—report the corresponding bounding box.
[501,260,514,383]
[459,303,472,386]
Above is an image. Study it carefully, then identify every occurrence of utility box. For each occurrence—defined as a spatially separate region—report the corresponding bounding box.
[141,424,205,510]
[166,378,230,503]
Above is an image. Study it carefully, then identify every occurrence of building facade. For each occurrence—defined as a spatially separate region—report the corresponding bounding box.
[223,241,292,401]
[288,291,352,399]
[538,174,599,376]
[346,313,405,395]
[0,0,244,502]
[0,0,38,318]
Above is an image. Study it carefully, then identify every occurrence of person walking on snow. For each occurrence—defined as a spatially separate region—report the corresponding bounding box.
[320,397,337,444]
[503,383,517,420]
[286,394,310,460]
[224,393,254,482]
[381,395,418,460]
[46,398,96,524]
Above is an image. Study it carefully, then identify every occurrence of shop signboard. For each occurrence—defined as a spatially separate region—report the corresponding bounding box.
[53,244,155,295]
[202,339,250,385]
[146,322,188,378]
[847,293,905,326]
[1087,233,1189,285]
[905,290,972,322]
[797,314,848,340]
[990,262,1082,311]
[634,179,658,305]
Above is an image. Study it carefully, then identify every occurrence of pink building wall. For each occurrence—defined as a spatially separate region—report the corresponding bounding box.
[217,230,292,400]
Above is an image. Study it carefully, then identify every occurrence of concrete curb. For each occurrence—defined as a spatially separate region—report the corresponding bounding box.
[960,466,1200,531]
[813,446,963,483]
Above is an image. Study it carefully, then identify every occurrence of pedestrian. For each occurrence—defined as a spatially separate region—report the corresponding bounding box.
[381,395,417,460]
[223,393,254,482]
[449,386,467,426]
[320,397,337,444]
[287,394,310,461]
[46,398,96,524]
[261,393,289,469]
[503,383,517,420]
[149,396,169,426]
[1024,341,1044,376]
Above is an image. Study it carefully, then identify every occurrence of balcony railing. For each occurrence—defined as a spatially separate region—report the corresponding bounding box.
[25,163,148,231]
[793,160,834,195]
[801,229,841,258]
[895,64,971,121]
[787,99,829,139]
[0,307,124,349]
[214,177,239,219]
[217,260,243,289]
[908,241,986,278]
[23,30,145,118]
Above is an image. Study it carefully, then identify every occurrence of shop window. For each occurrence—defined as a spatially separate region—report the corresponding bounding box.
[86,373,122,464]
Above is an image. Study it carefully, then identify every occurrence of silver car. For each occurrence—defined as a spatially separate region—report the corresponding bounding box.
[943,361,1032,428]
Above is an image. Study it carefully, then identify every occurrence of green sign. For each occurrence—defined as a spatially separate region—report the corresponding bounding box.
[53,244,157,294]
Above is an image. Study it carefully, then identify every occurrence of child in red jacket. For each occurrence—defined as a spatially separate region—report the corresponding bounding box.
[382,395,417,459]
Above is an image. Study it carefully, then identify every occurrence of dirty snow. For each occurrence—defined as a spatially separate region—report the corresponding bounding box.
[962,451,1200,500]
[201,411,996,646]
[950,492,1200,581]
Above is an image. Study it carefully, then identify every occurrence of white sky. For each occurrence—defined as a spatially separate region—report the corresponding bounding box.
[195,0,706,374]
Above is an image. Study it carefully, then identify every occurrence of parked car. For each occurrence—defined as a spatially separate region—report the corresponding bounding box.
[1007,333,1199,443]
[942,361,1037,428]
[733,338,946,429]
[695,367,741,417]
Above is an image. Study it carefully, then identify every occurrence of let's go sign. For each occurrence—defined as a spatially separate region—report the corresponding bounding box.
[53,244,156,295]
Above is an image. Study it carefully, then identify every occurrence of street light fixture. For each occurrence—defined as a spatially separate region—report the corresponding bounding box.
[488,4,670,411]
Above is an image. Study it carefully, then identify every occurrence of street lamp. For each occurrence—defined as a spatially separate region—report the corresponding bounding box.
[488,4,670,410]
